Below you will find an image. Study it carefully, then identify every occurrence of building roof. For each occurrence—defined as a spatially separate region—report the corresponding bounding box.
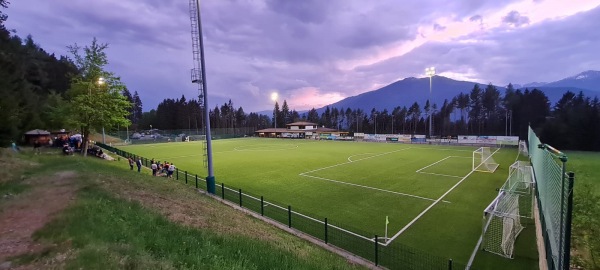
[286,121,317,126]
[25,129,50,135]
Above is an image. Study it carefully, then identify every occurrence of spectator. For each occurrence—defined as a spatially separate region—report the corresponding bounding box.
[128,157,134,170]
[151,161,157,176]
[136,158,142,173]
[167,163,176,178]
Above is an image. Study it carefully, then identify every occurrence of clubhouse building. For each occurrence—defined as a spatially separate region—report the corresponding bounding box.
[255,121,348,139]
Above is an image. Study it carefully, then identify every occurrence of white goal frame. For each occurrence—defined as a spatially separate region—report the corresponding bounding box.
[473,147,499,173]
[518,140,528,157]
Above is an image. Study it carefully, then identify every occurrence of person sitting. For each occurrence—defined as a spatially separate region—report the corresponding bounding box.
[62,144,72,155]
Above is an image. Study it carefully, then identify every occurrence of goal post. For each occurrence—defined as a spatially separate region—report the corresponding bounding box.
[519,140,528,157]
[482,190,524,258]
[473,147,499,173]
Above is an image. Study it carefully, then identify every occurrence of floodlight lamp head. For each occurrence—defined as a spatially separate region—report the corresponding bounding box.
[271,92,278,102]
[97,77,105,85]
[425,67,436,77]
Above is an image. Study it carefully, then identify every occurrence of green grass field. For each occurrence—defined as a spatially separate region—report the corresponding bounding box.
[120,138,538,268]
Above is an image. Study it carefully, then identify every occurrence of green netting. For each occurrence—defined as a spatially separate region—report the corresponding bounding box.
[528,127,571,270]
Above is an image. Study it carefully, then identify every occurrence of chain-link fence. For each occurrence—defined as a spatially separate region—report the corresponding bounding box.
[99,142,469,269]
[528,127,575,270]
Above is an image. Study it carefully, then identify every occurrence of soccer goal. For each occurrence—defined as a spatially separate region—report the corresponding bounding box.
[518,140,528,157]
[482,190,524,258]
[501,161,535,219]
[473,147,499,172]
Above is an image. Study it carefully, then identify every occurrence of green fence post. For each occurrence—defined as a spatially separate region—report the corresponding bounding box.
[288,206,292,228]
[448,259,453,270]
[239,189,242,207]
[221,183,225,199]
[325,218,328,244]
[563,172,575,269]
[185,171,188,184]
[195,174,198,188]
[176,168,179,180]
[374,235,379,266]
[261,196,264,216]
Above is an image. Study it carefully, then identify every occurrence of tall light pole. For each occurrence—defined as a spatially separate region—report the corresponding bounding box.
[425,67,435,138]
[271,92,278,138]
[96,77,107,144]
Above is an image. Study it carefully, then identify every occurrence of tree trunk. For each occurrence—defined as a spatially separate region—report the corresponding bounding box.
[82,128,89,157]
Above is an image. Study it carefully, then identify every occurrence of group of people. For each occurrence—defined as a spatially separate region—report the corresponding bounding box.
[127,157,176,178]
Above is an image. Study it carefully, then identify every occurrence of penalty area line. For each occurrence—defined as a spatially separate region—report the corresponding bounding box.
[299,173,450,204]
[384,147,501,246]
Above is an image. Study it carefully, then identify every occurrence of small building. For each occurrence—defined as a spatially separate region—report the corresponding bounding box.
[255,121,349,139]
[24,129,51,145]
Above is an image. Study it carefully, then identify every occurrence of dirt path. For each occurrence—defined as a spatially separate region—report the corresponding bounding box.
[0,171,78,264]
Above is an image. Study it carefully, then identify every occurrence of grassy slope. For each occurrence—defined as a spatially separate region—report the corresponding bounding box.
[119,139,538,268]
[5,152,366,270]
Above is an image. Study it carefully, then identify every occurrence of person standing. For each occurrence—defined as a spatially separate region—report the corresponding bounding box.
[167,163,176,178]
[136,158,142,173]
[128,157,134,170]
[151,161,158,176]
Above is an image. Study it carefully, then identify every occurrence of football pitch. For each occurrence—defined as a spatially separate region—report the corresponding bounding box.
[120,138,537,268]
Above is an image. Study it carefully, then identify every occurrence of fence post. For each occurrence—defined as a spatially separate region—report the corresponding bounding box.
[239,189,242,207]
[195,174,198,189]
[221,183,225,199]
[374,235,379,266]
[288,206,292,228]
[325,218,328,244]
[176,168,179,180]
[563,172,575,270]
[185,171,188,184]
[261,196,264,216]
[448,259,453,270]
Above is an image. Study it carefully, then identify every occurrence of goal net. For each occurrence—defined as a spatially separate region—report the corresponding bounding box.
[482,190,524,258]
[473,147,499,173]
[519,140,528,157]
[481,161,534,258]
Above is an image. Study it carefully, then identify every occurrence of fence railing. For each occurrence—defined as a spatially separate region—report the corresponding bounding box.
[98,142,468,270]
[528,127,575,270]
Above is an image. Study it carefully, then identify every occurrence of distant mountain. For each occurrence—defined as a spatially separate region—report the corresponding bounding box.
[316,76,493,113]
[543,70,600,91]
[314,71,600,113]
[314,76,512,113]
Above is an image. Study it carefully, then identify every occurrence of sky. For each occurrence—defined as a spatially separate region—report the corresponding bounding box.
[4,0,600,113]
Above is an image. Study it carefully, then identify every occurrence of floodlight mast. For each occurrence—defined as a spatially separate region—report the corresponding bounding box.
[425,67,435,138]
[190,0,215,194]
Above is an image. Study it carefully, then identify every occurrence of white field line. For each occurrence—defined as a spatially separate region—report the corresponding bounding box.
[415,156,453,173]
[409,147,474,152]
[383,148,502,246]
[415,156,471,178]
[417,172,463,178]
[301,174,450,203]
[347,153,375,162]
[300,147,413,175]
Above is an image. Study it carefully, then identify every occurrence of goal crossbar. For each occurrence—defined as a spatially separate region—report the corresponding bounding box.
[473,147,499,173]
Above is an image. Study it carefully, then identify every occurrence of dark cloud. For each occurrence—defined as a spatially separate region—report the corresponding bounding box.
[502,11,531,27]
[4,0,599,112]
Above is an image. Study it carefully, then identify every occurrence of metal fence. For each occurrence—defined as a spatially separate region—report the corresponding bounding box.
[528,127,575,270]
[98,142,468,270]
